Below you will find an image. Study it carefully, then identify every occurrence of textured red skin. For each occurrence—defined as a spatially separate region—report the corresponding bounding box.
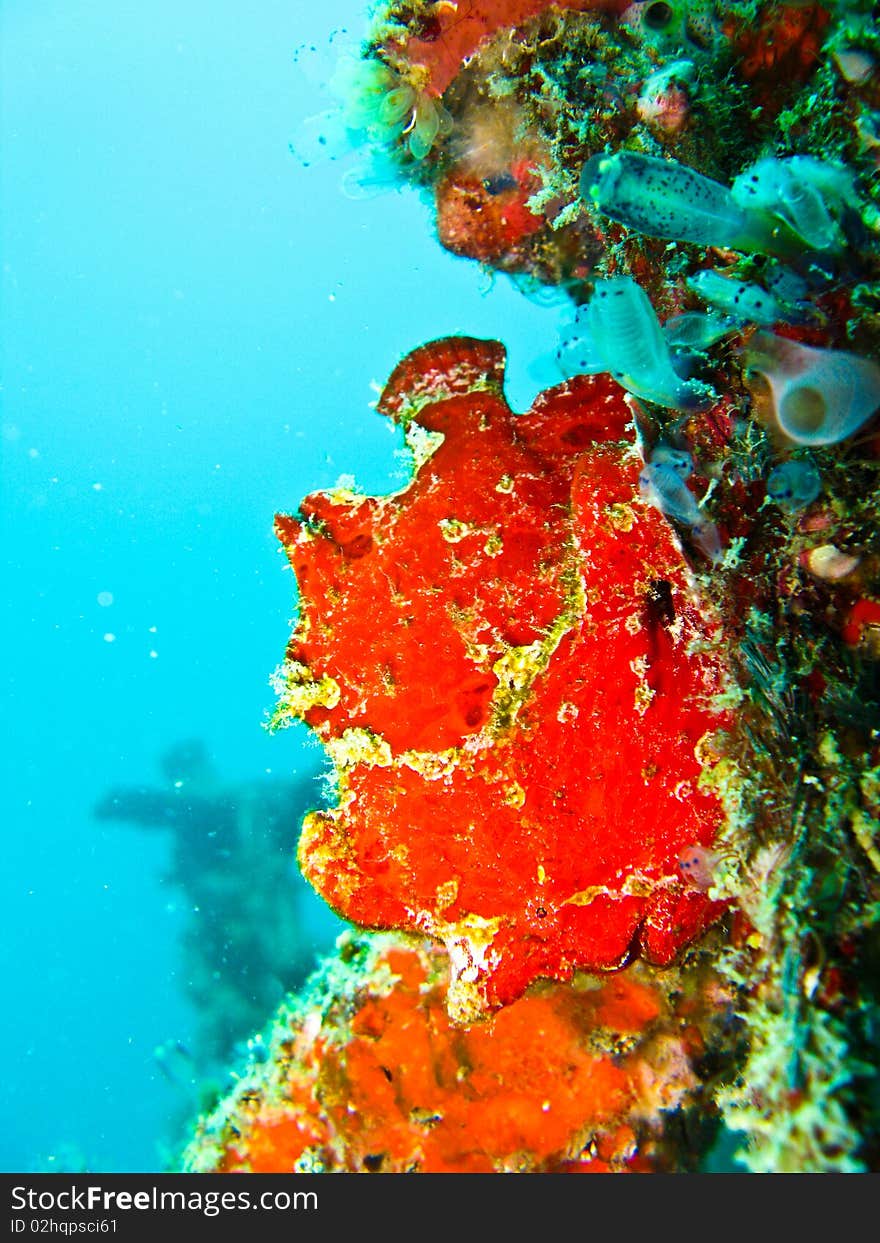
[401,1,632,97]
[277,338,732,1012]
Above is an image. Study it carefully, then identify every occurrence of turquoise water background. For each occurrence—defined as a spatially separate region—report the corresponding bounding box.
[1,0,573,1172]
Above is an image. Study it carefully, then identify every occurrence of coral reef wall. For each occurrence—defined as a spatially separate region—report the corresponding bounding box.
[186,0,880,1174]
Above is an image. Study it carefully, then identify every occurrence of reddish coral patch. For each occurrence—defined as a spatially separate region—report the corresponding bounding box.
[399,1,631,97]
[726,3,830,108]
[436,165,545,262]
[188,937,712,1173]
[842,597,880,648]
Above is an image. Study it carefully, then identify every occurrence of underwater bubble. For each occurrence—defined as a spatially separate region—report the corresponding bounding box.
[96,591,114,608]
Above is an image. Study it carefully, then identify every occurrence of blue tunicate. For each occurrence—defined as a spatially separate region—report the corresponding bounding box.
[787,157,859,211]
[640,464,702,527]
[663,311,738,352]
[581,151,748,248]
[639,461,723,563]
[731,156,858,254]
[779,178,838,252]
[687,269,784,326]
[584,276,715,410]
[687,268,815,327]
[731,158,833,250]
[766,459,822,512]
[581,150,854,259]
[556,307,606,378]
[650,443,694,478]
[764,262,810,304]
